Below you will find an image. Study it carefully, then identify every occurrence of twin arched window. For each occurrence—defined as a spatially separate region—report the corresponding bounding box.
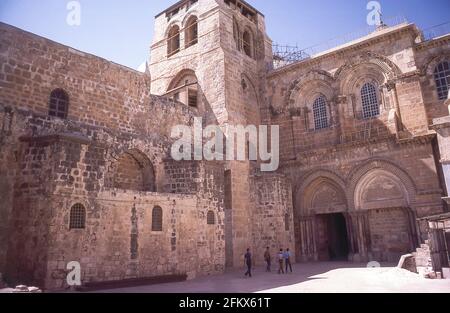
[313,96,329,130]
[167,16,199,57]
[361,82,380,119]
[69,203,86,230]
[434,60,450,100]
[49,89,69,119]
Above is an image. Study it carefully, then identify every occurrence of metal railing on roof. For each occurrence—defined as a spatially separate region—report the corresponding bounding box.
[272,15,409,69]
[421,21,450,41]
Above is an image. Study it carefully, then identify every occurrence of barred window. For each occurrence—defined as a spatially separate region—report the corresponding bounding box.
[49,89,69,119]
[152,206,163,232]
[70,204,86,230]
[207,211,215,225]
[434,60,450,100]
[185,16,198,48]
[313,96,329,130]
[361,83,380,119]
[188,89,198,107]
[167,25,180,57]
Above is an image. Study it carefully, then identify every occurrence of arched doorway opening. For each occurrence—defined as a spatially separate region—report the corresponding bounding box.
[316,213,350,261]
[351,165,419,262]
[295,173,349,262]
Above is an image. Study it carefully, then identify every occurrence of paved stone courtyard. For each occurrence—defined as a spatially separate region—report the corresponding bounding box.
[93,263,450,293]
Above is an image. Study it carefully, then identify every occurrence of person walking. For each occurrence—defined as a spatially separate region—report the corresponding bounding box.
[244,248,253,278]
[284,248,293,273]
[264,247,272,272]
[277,249,285,274]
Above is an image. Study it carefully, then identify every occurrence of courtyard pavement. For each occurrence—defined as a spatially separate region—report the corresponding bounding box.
[94,262,450,293]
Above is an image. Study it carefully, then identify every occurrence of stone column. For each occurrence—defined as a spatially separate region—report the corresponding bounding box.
[385,81,404,133]
[348,211,372,262]
[297,216,316,262]
[430,94,450,206]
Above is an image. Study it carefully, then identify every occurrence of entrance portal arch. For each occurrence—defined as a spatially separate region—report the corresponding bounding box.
[295,171,350,262]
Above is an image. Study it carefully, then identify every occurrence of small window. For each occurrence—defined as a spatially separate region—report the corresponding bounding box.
[434,60,450,100]
[285,214,290,231]
[361,82,380,119]
[70,204,86,230]
[207,211,215,225]
[185,16,198,48]
[49,89,69,119]
[152,206,163,231]
[313,96,329,130]
[167,25,180,57]
[188,89,198,107]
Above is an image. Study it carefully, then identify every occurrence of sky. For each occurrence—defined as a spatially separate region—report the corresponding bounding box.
[0,0,449,70]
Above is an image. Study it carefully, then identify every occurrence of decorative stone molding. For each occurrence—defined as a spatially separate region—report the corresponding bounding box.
[419,53,450,77]
[334,51,402,81]
[347,158,417,211]
[295,169,348,216]
[285,69,336,108]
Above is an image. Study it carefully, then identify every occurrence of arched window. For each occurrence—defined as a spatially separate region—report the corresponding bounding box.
[242,30,253,58]
[166,70,200,108]
[49,89,69,119]
[152,206,163,231]
[167,25,180,57]
[361,82,380,119]
[185,16,198,48]
[70,203,86,230]
[207,211,215,225]
[107,149,156,192]
[312,96,329,130]
[434,60,450,100]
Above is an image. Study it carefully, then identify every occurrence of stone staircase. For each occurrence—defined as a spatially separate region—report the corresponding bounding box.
[413,240,433,277]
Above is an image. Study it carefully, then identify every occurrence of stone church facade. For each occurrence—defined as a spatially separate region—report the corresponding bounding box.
[0,0,449,290]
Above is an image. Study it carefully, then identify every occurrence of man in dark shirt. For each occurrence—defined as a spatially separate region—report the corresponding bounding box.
[244,248,252,278]
[264,247,272,272]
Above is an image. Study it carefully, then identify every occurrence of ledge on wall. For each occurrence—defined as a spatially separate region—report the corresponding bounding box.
[75,274,188,292]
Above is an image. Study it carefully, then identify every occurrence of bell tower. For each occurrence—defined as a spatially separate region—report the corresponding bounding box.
[149,0,273,267]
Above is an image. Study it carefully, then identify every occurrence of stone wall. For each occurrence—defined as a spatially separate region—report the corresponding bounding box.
[0,21,226,289]
[250,174,295,264]
[266,24,437,162]
[1,103,225,289]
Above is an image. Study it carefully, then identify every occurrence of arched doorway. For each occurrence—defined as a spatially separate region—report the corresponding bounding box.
[316,213,350,261]
[353,168,417,262]
[295,173,350,262]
